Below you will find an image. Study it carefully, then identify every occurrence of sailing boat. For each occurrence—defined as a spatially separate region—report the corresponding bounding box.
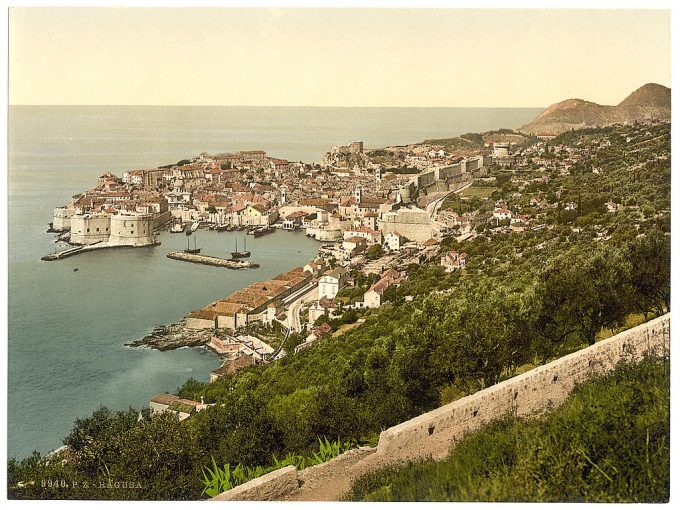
[231,237,251,259]
[184,236,201,254]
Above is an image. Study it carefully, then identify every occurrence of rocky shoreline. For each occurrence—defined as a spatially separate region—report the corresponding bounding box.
[125,320,213,351]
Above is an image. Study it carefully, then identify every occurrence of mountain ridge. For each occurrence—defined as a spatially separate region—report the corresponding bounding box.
[520,83,670,135]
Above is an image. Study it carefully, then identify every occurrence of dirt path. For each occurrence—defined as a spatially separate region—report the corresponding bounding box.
[282,447,378,501]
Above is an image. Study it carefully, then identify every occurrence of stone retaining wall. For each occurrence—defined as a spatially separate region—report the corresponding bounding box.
[212,314,670,500]
[375,314,670,462]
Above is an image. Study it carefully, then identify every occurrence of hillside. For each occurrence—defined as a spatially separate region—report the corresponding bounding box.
[520,83,670,135]
[346,357,670,502]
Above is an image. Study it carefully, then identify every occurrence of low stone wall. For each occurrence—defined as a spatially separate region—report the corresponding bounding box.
[211,466,297,501]
[375,314,670,463]
[293,447,375,493]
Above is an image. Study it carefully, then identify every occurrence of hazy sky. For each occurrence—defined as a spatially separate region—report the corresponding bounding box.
[9,8,670,107]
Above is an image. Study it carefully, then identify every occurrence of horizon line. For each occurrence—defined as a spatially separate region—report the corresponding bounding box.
[8,104,546,109]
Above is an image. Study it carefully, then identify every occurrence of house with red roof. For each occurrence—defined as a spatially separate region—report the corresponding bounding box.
[363,268,403,308]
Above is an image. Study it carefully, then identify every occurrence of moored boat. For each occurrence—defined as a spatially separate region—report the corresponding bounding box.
[170,221,185,233]
[230,237,251,259]
[184,237,201,254]
[248,226,274,237]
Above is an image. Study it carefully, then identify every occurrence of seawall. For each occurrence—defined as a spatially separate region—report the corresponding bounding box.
[212,313,670,501]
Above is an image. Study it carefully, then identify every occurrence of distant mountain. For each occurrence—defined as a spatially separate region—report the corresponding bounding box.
[520,83,670,135]
[618,82,670,108]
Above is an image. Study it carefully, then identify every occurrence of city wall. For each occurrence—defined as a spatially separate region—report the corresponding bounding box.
[212,313,670,501]
[379,208,433,243]
[306,227,343,242]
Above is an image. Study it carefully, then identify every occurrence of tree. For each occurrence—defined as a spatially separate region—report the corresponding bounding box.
[63,406,143,476]
[534,245,632,356]
[438,284,534,391]
[627,232,670,317]
[365,245,384,260]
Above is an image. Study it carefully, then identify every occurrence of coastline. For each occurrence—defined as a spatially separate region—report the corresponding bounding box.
[124,320,214,351]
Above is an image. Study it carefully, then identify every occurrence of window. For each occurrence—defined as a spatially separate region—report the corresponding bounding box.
[96,228,100,232]
[86,228,90,232]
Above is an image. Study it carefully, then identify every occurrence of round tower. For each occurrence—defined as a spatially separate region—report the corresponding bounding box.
[109,213,155,246]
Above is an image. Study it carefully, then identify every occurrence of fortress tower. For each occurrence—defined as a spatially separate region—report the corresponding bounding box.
[109,213,155,246]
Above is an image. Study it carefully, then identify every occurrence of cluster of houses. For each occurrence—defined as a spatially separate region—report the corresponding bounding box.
[207,334,282,382]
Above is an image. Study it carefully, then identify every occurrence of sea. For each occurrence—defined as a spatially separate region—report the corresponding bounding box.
[7,105,541,459]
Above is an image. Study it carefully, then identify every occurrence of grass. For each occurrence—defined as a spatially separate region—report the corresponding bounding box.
[332,322,362,337]
[345,357,669,503]
[459,186,498,199]
[595,313,647,341]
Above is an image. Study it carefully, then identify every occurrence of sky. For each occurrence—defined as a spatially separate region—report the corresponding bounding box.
[8,7,671,107]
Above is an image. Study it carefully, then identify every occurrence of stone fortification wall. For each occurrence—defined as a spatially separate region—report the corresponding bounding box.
[109,213,155,246]
[306,227,343,242]
[379,207,433,243]
[70,214,110,245]
[211,314,670,501]
[434,163,462,181]
[153,210,173,230]
[53,206,74,231]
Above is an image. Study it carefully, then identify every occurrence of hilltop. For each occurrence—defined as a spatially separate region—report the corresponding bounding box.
[520,83,670,135]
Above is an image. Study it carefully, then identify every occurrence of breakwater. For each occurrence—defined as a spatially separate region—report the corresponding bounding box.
[41,241,161,261]
[167,251,260,269]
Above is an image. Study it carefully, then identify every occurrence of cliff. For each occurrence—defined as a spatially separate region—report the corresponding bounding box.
[520,83,670,135]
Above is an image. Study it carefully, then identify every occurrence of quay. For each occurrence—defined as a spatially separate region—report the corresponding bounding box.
[167,251,260,269]
[41,241,161,261]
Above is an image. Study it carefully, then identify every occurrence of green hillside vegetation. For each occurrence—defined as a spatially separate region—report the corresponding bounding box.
[346,357,670,502]
[7,124,671,500]
[421,136,480,150]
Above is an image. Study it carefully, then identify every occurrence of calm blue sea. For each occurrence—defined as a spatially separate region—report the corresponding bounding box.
[7,105,541,459]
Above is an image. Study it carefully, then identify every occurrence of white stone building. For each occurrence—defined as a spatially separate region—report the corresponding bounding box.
[318,267,348,299]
